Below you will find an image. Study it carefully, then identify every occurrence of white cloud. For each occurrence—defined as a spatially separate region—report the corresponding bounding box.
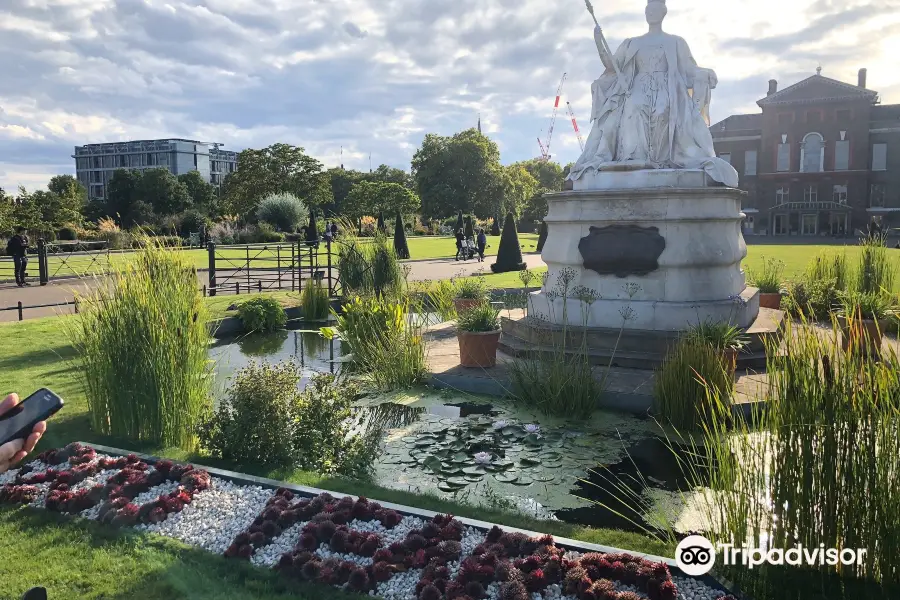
[0,0,898,192]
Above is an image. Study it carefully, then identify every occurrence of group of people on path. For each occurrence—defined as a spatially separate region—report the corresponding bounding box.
[455,228,487,262]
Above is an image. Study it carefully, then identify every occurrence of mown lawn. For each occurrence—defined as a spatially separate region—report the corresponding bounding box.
[39,235,541,279]
[0,306,672,599]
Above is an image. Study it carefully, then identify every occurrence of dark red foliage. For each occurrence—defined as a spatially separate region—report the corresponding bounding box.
[418,584,442,600]
[464,580,486,599]
[372,561,393,582]
[261,520,281,538]
[359,534,382,557]
[275,487,294,501]
[616,592,642,600]
[300,559,322,581]
[148,507,167,524]
[657,580,678,600]
[299,533,318,551]
[379,509,403,528]
[331,509,350,525]
[525,568,547,592]
[347,568,370,591]
[500,580,529,600]
[237,544,253,559]
[316,520,338,542]
[330,529,350,553]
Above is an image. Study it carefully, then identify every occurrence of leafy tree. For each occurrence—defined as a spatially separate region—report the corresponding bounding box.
[377,211,386,232]
[137,168,192,217]
[305,211,319,245]
[223,143,333,221]
[326,167,366,216]
[500,165,539,218]
[394,212,410,259]
[369,164,414,189]
[412,129,503,219]
[106,169,142,227]
[343,181,420,231]
[490,214,501,236]
[48,175,87,204]
[40,176,85,228]
[491,213,527,273]
[511,159,565,222]
[178,171,218,216]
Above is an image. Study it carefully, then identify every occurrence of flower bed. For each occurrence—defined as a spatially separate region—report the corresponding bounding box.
[0,443,736,600]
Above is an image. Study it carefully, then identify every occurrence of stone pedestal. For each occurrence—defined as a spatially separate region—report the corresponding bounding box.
[529,169,759,331]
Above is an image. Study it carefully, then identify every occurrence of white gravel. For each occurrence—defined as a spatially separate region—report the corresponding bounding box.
[673,575,726,600]
[129,479,182,507]
[249,522,308,568]
[373,567,423,600]
[136,477,273,555]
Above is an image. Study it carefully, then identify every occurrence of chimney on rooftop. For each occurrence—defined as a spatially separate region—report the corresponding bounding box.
[767,79,778,96]
[858,68,867,89]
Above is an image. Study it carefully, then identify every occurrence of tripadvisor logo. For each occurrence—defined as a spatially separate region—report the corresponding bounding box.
[675,535,868,576]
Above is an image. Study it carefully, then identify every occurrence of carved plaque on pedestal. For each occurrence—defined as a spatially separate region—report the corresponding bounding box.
[578,225,666,278]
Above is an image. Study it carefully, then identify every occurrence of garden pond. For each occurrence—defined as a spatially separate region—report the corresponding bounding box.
[210,328,709,535]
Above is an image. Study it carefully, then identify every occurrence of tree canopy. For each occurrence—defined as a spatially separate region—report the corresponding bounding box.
[412,128,503,220]
[178,171,218,215]
[223,143,332,221]
[343,181,420,223]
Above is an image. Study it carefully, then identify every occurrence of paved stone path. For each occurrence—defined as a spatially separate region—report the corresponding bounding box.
[0,253,546,322]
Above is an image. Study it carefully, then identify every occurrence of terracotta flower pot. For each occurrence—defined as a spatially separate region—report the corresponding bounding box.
[722,347,739,376]
[758,292,782,310]
[453,298,481,314]
[838,316,884,356]
[458,330,502,368]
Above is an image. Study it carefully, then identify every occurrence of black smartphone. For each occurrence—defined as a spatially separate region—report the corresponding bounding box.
[0,388,64,447]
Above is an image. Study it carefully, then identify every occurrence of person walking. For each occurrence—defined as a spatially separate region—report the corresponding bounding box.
[6,227,30,287]
[331,222,338,239]
[455,228,465,261]
[476,228,487,262]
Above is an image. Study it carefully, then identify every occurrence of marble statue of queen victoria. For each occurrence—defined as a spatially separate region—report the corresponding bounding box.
[568,0,739,188]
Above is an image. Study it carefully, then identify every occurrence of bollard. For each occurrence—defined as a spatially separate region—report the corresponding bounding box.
[17,301,23,321]
[236,282,240,295]
[258,280,262,292]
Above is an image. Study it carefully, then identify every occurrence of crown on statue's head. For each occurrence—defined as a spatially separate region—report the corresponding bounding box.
[648,0,666,4]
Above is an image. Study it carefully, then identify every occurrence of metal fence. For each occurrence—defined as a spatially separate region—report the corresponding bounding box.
[206,239,335,297]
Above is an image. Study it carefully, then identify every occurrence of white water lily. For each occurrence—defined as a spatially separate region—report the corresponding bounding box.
[524,424,541,434]
[474,452,492,465]
[492,420,508,430]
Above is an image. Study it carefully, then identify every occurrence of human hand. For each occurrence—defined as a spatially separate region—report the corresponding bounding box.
[0,394,47,474]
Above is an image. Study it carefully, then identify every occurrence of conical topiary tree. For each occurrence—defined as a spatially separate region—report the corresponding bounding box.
[394,212,410,259]
[306,211,319,246]
[377,211,386,233]
[491,213,527,273]
[464,216,474,239]
[455,211,464,233]
[491,215,501,236]
[536,221,549,252]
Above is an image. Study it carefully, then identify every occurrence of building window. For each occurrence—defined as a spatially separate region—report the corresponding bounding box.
[718,153,731,164]
[777,143,791,172]
[776,187,789,205]
[801,132,824,173]
[872,143,887,171]
[835,140,850,170]
[836,109,851,122]
[778,113,792,127]
[801,214,818,235]
[833,185,848,204]
[870,184,886,208]
[773,214,788,235]
[744,150,757,176]
[804,185,818,203]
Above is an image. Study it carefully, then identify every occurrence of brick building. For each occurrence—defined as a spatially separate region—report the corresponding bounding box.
[711,68,900,237]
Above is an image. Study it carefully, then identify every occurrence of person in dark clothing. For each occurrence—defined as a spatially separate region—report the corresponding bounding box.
[6,227,29,287]
[476,228,487,262]
[330,223,338,239]
[455,229,465,261]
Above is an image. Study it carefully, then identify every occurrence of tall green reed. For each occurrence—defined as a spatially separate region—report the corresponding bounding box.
[66,241,212,450]
[506,269,613,418]
[683,315,900,590]
[854,235,895,295]
[300,279,330,320]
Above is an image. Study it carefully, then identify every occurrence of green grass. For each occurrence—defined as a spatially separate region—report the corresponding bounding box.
[39,235,542,279]
[0,306,672,598]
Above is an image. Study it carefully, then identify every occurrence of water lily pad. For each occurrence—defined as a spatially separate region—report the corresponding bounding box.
[520,456,542,467]
[523,433,542,446]
[532,473,555,482]
[441,467,463,476]
[464,474,485,482]
[423,456,443,472]
[511,475,534,486]
[438,481,467,492]
[494,473,519,483]
[501,426,519,437]
[446,477,469,487]
[463,466,487,475]
[452,452,469,463]
[492,460,515,471]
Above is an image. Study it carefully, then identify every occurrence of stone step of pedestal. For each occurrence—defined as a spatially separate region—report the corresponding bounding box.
[498,335,769,370]
[500,307,786,364]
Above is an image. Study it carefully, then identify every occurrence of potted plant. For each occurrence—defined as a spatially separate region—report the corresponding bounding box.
[749,257,784,310]
[685,319,749,375]
[837,291,894,355]
[457,300,502,368]
[453,277,489,314]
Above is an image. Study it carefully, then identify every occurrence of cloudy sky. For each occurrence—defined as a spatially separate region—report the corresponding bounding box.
[2,0,899,192]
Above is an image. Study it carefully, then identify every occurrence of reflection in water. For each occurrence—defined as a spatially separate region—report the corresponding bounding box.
[353,403,426,437]
[238,330,290,357]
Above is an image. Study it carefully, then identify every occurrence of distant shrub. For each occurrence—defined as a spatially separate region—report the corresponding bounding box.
[237,296,287,332]
[177,210,211,238]
[58,227,77,241]
[234,223,285,244]
[257,192,307,232]
[198,365,376,474]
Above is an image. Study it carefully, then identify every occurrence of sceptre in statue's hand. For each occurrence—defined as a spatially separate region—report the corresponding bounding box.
[584,0,627,92]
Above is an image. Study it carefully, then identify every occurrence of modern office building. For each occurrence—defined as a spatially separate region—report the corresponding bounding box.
[711,68,900,236]
[73,139,238,200]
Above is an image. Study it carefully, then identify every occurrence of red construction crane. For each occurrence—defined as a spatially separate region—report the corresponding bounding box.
[566,101,585,152]
[537,73,567,161]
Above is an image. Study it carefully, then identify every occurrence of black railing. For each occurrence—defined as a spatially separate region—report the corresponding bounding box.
[206,239,334,297]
